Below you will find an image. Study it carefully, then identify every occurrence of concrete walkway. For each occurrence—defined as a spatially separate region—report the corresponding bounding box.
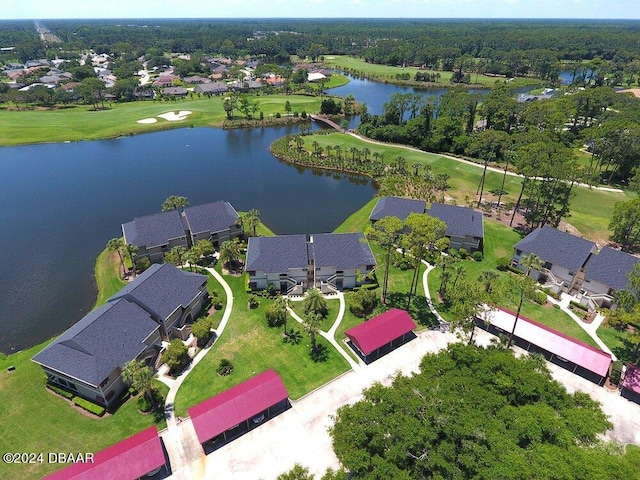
[421,261,449,330]
[547,293,616,360]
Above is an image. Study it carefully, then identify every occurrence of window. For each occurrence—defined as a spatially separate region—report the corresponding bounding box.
[67,382,78,391]
[105,390,115,401]
[100,376,110,388]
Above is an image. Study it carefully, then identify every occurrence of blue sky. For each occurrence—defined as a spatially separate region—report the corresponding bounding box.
[3,0,639,20]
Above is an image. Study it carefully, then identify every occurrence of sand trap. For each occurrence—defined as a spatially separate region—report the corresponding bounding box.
[619,88,640,98]
[157,110,193,121]
[137,118,158,124]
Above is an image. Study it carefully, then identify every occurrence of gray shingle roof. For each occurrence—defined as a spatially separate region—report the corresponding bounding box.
[514,226,596,273]
[32,299,159,387]
[109,264,207,320]
[369,196,426,222]
[584,247,640,291]
[428,203,484,239]
[122,210,186,249]
[183,201,239,236]
[245,235,309,274]
[312,233,376,270]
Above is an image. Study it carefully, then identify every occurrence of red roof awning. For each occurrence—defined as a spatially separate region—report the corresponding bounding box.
[188,369,289,444]
[45,426,165,480]
[345,308,417,356]
[483,307,612,377]
[623,364,640,395]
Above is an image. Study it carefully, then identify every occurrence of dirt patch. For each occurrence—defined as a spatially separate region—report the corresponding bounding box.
[619,88,640,98]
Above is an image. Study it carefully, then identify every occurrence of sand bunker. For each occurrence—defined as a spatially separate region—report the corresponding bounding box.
[619,88,640,98]
[157,111,193,121]
[137,118,158,124]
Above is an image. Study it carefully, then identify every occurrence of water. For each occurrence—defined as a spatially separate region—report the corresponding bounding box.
[558,69,595,85]
[0,126,375,353]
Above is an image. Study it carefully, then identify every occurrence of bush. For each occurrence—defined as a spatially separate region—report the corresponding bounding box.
[161,339,190,375]
[458,248,469,259]
[472,251,483,262]
[248,294,260,309]
[496,257,510,271]
[570,300,589,312]
[46,382,75,399]
[275,112,281,118]
[73,396,106,416]
[349,288,378,318]
[217,358,233,376]
[265,302,286,327]
[137,395,153,413]
[135,257,151,272]
[610,361,623,385]
[533,290,547,305]
[191,317,213,347]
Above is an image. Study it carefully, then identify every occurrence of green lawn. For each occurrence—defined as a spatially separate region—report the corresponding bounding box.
[289,298,341,332]
[94,248,126,307]
[302,132,630,243]
[324,55,540,88]
[597,325,637,364]
[0,342,168,480]
[0,94,323,146]
[173,264,350,417]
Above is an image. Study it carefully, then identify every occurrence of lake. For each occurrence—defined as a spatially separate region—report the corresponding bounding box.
[0,125,376,353]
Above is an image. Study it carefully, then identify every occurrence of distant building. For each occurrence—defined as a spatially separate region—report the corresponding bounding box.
[427,203,484,252]
[369,196,426,222]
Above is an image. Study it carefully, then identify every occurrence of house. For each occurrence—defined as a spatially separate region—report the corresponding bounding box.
[194,81,229,95]
[345,308,417,363]
[122,201,241,263]
[163,86,188,97]
[246,234,310,294]
[582,247,640,308]
[369,196,426,222]
[246,232,377,294]
[307,72,326,83]
[122,209,188,263]
[189,370,289,446]
[31,299,162,407]
[428,203,484,252]
[108,263,208,340]
[152,74,178,87]
[477,306,612,385]
[621,364,640,404]
[183,75,211,85]
[513,226,597,294]
[312,233,376,293]
[45,426,167,480]
[183,201,242,248]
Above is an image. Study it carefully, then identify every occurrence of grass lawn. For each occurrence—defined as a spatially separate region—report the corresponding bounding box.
[94,248,126,307]
[597,325,638,364]
[0,342,168,480]
[289,298,341,332]
[302,132,630,242]
[425,220,598,347]
[0,94,323,146]
[173,264,350,417]
[324,55,540,88]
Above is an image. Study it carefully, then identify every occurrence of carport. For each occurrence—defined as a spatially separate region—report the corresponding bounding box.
[188,369,289,445]
[622,364,640,403]
[478,307,612,385]
[345,308,417,364]
[45,426,166,479]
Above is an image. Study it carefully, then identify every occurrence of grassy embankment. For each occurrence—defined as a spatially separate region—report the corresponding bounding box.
[0,94,323,146]
[324,55,541,88]
[301,132,633,244]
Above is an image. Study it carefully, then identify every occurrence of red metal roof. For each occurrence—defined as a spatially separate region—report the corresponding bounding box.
[345,308,417,356]
[484,307,612,377]
[188,369,289,444]
[622,364,640,395]
[45,426,165,480]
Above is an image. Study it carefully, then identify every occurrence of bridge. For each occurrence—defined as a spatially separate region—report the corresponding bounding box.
[310,114,345,132]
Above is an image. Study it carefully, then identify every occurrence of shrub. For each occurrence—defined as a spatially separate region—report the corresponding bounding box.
[349,288,378,318]
[570,300,589,312]
[217,358,233,376]
[73,396,106,416]
[472,251,483,262]
[161,339,190,374]
[137,395,153,413]
[553,304,561,309]
[458,248,469,259]
[496,257,510,271]
[46,383,75,399]
[265,302,286,327]
[135,257,151,272]
[610,361,623,385]
[533,290,547,305]
[248,294,260,309]
[191,317,213,347]
[275,112,281,118]
[301,110,307,119]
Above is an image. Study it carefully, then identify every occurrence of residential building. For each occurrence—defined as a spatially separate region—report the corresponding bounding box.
[369,196,426,222]
[183,201,242,248]
[163,86,188,97]
[195,81,229,95]
[246,233,376,294]
[32,299,162,407]
[512,226,597,294]
[582,246,640,308]
[428,203,484,252]
[622,364,640,404]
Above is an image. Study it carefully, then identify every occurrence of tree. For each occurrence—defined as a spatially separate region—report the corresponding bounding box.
[161,338,189,374]
[122,360,157,406]
[161,195,189,212]
[478,270,499,294]
[79,77,106,110]
[191,317,213,347]
[303,311,324,353]
[219,240,241,270]
[507,275,539,348]
[194,239,214,258]
[265,299,287,328]
[609,198,640,251]
[185,247,201,272]
[107,237,125,274]
[365,216,404,304]
[223,94,238,119]
[165,245,187,268]
[243,208,261,237]
[521,253,543,277]
[124,243,138,274]
[303,288,328,318]
[449,280,486,345]
[277,463,315,480]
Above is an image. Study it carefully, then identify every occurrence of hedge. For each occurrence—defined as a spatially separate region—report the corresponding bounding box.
[73,396,106,417]
[46,383,75,399]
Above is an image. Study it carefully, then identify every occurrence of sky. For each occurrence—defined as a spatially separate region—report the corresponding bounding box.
[3,0,639,20]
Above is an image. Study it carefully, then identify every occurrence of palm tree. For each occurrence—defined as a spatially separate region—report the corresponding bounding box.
[437,254,457,298]
[122,359,144,386]
[303,288,328,318]
[362,147,370,162]
[478,270,499,293]
[365,216,404,304]
[161,195,189,212]
[244,209,261,237]
[413,162,421,177]
[107,237,125,275]
[451,264,466,291]
[132,365,158,406]
[165,245,187,268]
[219,240,240,270]
[303,311,324,352]
[124,244,138,275]
[521,253,543,277]
[185,246,201,272]
[508,276,537,348]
